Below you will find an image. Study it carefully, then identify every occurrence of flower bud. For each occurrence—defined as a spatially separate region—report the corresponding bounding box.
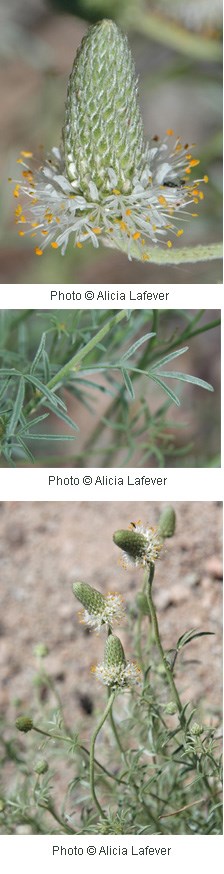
[158,507,176,538]
[15,716,33,733]
[165,702,178,715]
[191,722,204,736]
[34,759,49,775]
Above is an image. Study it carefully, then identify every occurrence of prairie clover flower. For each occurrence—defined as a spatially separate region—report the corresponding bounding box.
[92,634,140,689]
[113,521,163,569]
[12,20,208,262]
[72,581,125,631]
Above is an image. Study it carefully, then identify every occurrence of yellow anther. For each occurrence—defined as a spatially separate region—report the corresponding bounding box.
[35,247,43,256]
[51,242,59,248]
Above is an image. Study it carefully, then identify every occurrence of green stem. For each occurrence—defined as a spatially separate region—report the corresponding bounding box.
[112,240,223,264]
[89,691,116,818]
[127,10,222,62]
[24,309,127,416]
[32,725,125,785]
[144,566,186,729]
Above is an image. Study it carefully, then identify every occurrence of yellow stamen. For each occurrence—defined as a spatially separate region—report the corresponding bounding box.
[166,129,174,136]
[158,195,167,206]
[204,175,209,183]
[76,242,83,248]
[13,185,20,198]
[35,247,43,256]
[132,232,141,240]
[189,159,200,167]
[199,192,204,200]
[142,254,150,261]
[119,221,127,231]
[167,240,173,248]
[92,227,102,234]
[191,213,198,217]
[15,205,22,217]
[18,231,25,236]
[112,188,121,195]
[125,208,132,216]
[51,242,59,249]
[177,229,184,237]
[21,151,33,158]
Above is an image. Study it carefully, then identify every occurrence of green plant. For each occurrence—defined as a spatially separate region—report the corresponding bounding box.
[11,19,222,266]
[0,309,219,467]
[0,507,222,835]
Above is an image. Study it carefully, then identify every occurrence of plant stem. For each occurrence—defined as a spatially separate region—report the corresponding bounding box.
[89,691,116,818]
[144,565,186,729]
[32,724,125,785]
[24,310,127,416]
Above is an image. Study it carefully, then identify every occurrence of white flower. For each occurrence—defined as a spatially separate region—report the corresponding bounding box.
[12,138,207,262]
[92,660,141,689]
[80,593,126,632]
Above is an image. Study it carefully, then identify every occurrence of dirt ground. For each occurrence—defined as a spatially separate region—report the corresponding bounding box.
[0,500,222,728]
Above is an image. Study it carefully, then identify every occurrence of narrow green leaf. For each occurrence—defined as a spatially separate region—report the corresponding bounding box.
[149,374,181,406]
[121,368,135,400]
[177,628,215,651]
[151,347,189,369]
[120,332,156,362]
[43,401,79,432]
[6,377,25,436]
[157,370,214,391]
[30,333,47,374]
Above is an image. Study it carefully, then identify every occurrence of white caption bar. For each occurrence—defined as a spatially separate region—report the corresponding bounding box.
[0,283,222,309]
[0,468,222,501]
[1,834,223,874]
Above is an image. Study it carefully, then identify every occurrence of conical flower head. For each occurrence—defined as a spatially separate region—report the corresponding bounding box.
[92,634,141,688]
[72,581,125,631]
[104,634,126,669]
[73,581,106,614]
[113,522,163,568]
[13,20,207,259]
[63,19,146,197]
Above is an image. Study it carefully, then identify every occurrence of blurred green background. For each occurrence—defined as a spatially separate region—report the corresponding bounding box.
[1,0,222,283]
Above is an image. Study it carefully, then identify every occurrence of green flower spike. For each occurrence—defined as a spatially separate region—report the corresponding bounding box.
[13,20,207,260]
[92,634,140,688]
[113,522,163,568]
[158,506,176,539]
[72,581,125,631]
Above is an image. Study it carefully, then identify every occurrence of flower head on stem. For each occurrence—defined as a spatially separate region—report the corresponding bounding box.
[92,634,141,690]
[11,20,207,262]
[72,581,125,632]
[113,521,163,568]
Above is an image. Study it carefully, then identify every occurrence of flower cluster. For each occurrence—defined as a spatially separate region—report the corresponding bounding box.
[72,582,139,690]
[113,521,163,569]
[12,19,208,262]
